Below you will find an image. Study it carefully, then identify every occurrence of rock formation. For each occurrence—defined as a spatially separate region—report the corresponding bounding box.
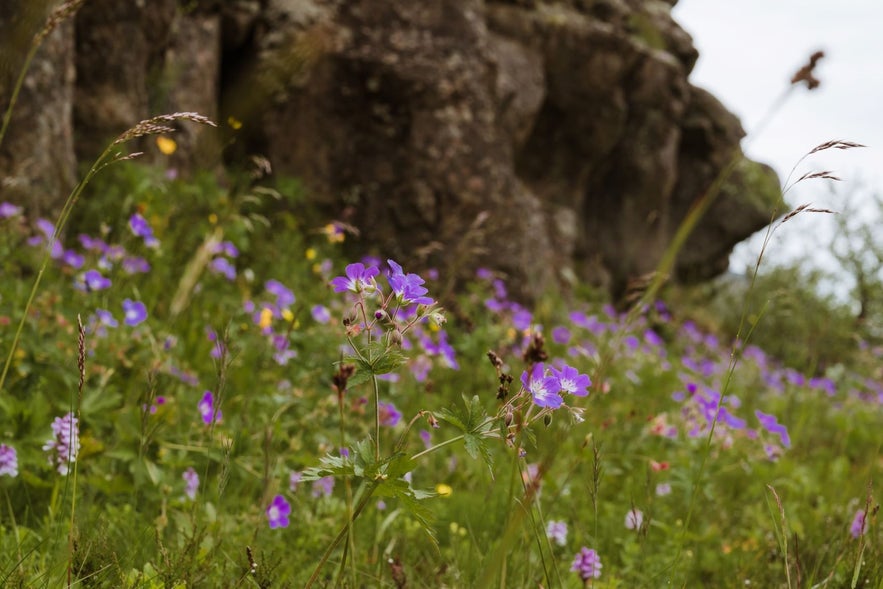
[0,0,782,299]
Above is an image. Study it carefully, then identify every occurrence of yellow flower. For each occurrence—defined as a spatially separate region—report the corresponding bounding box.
[156,136,177,155]
[227,116,243,130]
[435,483,453,497]
[258,308,273,330]
[281,309,294,323]
[305,248,317,261]
[322,223,345,243]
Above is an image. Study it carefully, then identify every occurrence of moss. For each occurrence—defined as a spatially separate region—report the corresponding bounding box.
[627,12,667,51]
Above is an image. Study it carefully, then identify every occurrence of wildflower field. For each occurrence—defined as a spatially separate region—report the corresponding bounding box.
[0,4,881,585]
[0,155,880,588]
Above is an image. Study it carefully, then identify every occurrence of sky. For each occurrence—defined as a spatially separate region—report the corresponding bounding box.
[672,0,883,279]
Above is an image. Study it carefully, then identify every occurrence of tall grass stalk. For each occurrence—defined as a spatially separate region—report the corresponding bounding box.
[0,1,87,151]
[766,485,794,589]
[0,112,214,397]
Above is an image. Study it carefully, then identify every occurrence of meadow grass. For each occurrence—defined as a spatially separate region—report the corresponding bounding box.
[0,12,880,587]
[0,158,880,587]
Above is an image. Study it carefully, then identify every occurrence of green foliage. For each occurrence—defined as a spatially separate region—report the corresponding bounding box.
[0,163,880,587]
[699,265,859,371]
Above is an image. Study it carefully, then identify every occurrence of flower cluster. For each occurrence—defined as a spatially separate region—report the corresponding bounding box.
[0,444,18,478]
[520,362,591,409]
[129,213,159,248]
[329,258,449,377]
[244,279,298,365]
[183,467,199,500]
[43,413,80,475]
[208,240,238,281]
[571,547,602,580]
[546,520,568,546]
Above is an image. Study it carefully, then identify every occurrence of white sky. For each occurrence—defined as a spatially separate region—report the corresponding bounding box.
[672,0,883,277]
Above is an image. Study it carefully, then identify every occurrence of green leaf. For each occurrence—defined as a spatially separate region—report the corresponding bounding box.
[373,477,437,545]
[300,453,354,481]
[437,395,496,476]
[343,342,409,387]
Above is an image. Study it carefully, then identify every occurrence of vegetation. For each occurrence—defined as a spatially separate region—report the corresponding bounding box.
[0,5,880,587]
[0,157,880,587]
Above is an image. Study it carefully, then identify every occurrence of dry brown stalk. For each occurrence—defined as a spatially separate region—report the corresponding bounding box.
[808,140,866,154]
[790,50,824,90]
[113,112,216,145]
[35,0,86,44]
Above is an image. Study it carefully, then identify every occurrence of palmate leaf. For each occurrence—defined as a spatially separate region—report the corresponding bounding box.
[438,395,496,476]
[300,453,354,481]
[344,341,409,387]
[303,438,417,482]
[374,476,438,545]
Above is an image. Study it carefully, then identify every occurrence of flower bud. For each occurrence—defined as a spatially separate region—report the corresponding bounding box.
[428,310,446,327]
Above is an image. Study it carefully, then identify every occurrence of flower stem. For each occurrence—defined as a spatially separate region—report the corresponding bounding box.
[0,40,40,151]
[336,392,358,586]
[0,145,113,396]
[410,435,465,461]
[371,374,381,462]
[305,480,380,588]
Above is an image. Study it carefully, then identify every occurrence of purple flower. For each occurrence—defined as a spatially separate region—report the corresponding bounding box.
[656,482,672,496]
[0,202,23,218]
[386,259,434,305]
[265,279,295,307]
[625,508,643,530]
[211,240,239,258]
[476,267,494,280]
[35,218,55,239]
[183,467,199,500]
[81,269,112,292]
[62,249,85,269]
[289,471,303,492]
[850,509,867,538]
[43,413,80,475]
[551,365,591,397]
[511,306,532,331]
[570,547,602,580]
[379,401,402,427]
[129,213,159,247]
[78,234,107,252]
[419,429,432,449]
[644,329,664,347]
[209,257,236,280]
[122,299,148,326]
[312,476,335,498]
[436,331,459,369]
[91,308,118,332]
[122,256,151,274]
[0,444,18,477]
[755,410,791,448]
[809,376,837,396]
[521,363,563,409]
[311,304,331,324]
[546,520,568,546]
[551,326,571,344]
[330,263,379,294]
[198,391,222,425]
[410,355,433,382]
[267,494,291,529]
